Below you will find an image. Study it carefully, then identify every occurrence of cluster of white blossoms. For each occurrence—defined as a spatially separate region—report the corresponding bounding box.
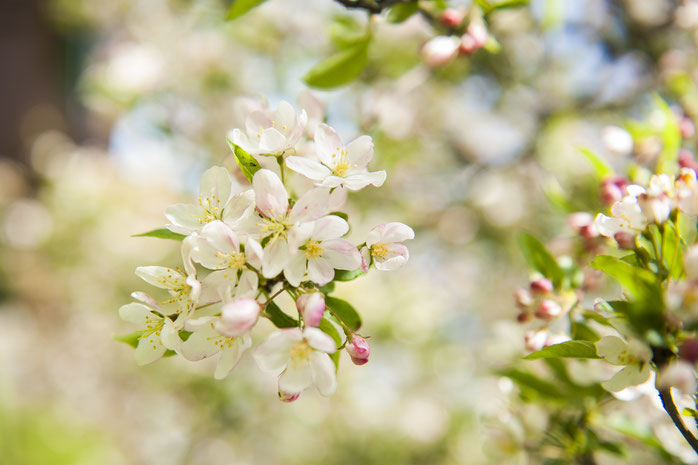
[119,98,414,401]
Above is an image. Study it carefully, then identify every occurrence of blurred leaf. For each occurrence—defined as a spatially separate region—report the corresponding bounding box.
[482,35,501,54]
[330,211,349,222]
[387,2,418,23]
[579,147,613,179]
[319,317,342,370]
[329,16,367,49]
[318,281,335,294]
[543,179,574,212]
[663,220,685,279]
[132,228,186,241]
[653,93,681,175]
[518,232,564,289]
[523,341,599,360]
[226,138,261,183]
[265,301,298,328]
[303,38,370,89]
[227,0,267,20]
[499,367,566,399]
[597,439,628,457]
[476,0,530,14]
[683,408,698,417]
[334,268,365,281]
[114,331,141,348]
[325,296,361,331]
[571,322,600,342]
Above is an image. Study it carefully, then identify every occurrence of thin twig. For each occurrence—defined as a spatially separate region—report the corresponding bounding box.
[658,387,698,454]
[334,0,412,14]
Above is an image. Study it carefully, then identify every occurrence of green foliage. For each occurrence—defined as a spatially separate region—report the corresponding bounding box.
[226,0,268,20]
[333,268,365,281]
[226,138,262,182]
[325,296,361,331]
[579,147,613,180]
[265,301,298,328]
[523,340,599,360]
[475,0,530,15]
[304,38,371,89]
[518,232,564,289]
[387,2,419,23]
[114,331,141,348]
[653,94,681,175]
[132,228,186,241]
[319,317,342,370]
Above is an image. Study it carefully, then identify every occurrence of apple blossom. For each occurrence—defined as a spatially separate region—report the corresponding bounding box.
[362,222,415,271]
[135,265,201,313]
[285,124,386,191]
[421,36,460,67]
[594,193,647,239]
[230,100,307,156]
[118,299,183,365]
[346,335,370,365]
[595,336,652,392]
[296,292,326,327]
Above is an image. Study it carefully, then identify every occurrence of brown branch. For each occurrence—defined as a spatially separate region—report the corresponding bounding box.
[333,0,412,14]
[658,388,698,454]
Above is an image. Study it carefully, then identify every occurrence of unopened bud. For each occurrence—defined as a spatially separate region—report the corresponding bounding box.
[279,390,301,403]
[525,330,548,352]
[459,33,478,54]
[679,149,698,173]
[467,22,488,48]
[516,312,532,323]
[600,181,623,205]
[440,8,463,27]
[601,125,633,156]
[637,193,671,224]
[614,231,636,250]
[215,298,261,337]
[530,278,553,295]
[680,117,695,139]
[514,288,532,308]
[680,339,698,364]
[296,292,325,327]
[346,335,370,365]
[421,36,460,67]
[657,361,697,395]
[535,299,562,321]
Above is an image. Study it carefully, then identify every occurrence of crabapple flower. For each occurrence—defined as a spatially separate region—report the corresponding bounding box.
[247,169,329,278]
[181,316,252,379]
[165,166,255,234]
[595,335,652,392]
[361,222,415,271]
[284,215,362,287]
[135,265,201,313]
[230,100,307,156]
[285,124,386,191]
[346,335,370,365]
[594,193,647,239]
[637,174,673,224]
[296,292,326,327]
[189,220,263,276]
[119,298,183,365]
[254,327,337,397]
[421,36,460,66]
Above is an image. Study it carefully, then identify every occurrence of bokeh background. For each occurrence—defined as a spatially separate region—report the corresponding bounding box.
[3,0,698,463]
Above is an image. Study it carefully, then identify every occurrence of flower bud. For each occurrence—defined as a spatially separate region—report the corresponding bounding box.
[514,288,532,308]
[421,36,460,67]
[600,181,623,205]
[530,278,553,295]
[215,298,261,337]
[601,125,633,156]
[680,339,698,364]
[680,117,695,139]
[440,8,463,27]
[467,22,488,48]
[525,330,547,352]
[534,299,562,321]
[296,292,325,327]
[459,33,478,54]
[346,335,370,365]
[679,149,698,174]
[279,390,301,403]
[614,231,635,250]
[657,361,697,395]
[516,312,532,323]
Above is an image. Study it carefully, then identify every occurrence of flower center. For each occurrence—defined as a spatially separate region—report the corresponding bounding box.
[371,243,389,259]
[330,148,355,177]
[142,314,163,337]
[290,341,311,362]
[305,240,324,259]
[194,196,222,224]
[260,217,292,241]
[218,251,246,270]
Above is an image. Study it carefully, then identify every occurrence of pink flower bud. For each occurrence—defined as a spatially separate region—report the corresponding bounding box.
[601,126,633,156]
[680,117,695,139]
[346,336,370,365]
[534,299,562,321]
[600,181,623,205]
[467,22,488,48]
[679,149,698,173]
[530,278,553,295]
[514,288,532,308]
[215,298,261,337]
[459,33,478,54]
[579,224,598,239]
[296,292,325,327]
[525,330,547,352]
[278,390,301,403]
[440,8,463,27]
[421,36,460,67]
[614,231,635,250]
[680,339,698,364]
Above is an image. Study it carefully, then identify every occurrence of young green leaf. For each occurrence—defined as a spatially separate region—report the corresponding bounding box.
[653,93,681,175]
[518,232,564,289]
[333,268,365,282]
[387,2,418,23]
[319,317,342,371]
[114,331,142,348]
[132,228,186,241]
[523,340,600,360]
[226,138,261,183]
[227,0,267,20]
[303,38,370,89]
[579,147,613,179]
[265,301,298,328]
[325,296,361,331]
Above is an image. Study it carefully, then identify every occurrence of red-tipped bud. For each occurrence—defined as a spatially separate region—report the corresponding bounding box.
[296,292,325,327]
[279,390,301,403]
[680,339,698,364]
[679,149,698,173]
[614,231,636,250]
[215,298,261,337]
[681,117,695,139]
[346,335,370,365]
[534,299,562,321]
[440,8,463,27]
[467,22,488,48]
[600,181,623,205]
[530,278,553,295]
[459,33,478,54]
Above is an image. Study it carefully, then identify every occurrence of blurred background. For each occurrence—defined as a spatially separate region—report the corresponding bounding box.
[3,0,698,463]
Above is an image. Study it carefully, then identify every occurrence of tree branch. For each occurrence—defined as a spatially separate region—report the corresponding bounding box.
[333,0,412,14]
[658,387,698,454]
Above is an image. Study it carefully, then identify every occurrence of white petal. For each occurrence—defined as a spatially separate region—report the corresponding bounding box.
[244,237,264,269]
[373,243,409,271]
[160,318,183,351]
[289,188,330,223]
[119,303,156,326]
[279,358,313,394]
[135,266,186,290]
[328,187,347,211]
[285,156,331,181]
[284,251,307,287]
[259,128,287,154]
[287,222,314,250]
[312,215,349,241]
[335,171,387,190]
[135,333,166,366]
[181,323,221,361]
[595,336,628,365]
[165,203,205,232]
[314,123,343,167]
[322,239,362,270]
[231,128,258,154]
[310,351,337,396]
[199,166,234,208]
[345,135,374,168]
[245,110,272,137]
[235,269,259,298]
[130,292,161,310]
[214,337,248,379]
[253,169,288,220]
[253,329,302,372]
[222,190,256,226]
[602,364,651,392]
[304,327,337,353]
[199,270,238,304]
[379,222,415,243]
[272,101,297,135]
[262,239,289,278]
[307,257,334,285]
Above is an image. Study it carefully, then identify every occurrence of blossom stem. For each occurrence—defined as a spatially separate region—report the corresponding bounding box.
[658,387,698,453]
[262,287,286,307]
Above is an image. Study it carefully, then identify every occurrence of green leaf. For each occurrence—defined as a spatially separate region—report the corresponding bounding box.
[132,228,186,241]
[226,138,261,182]
[317,281,335,294]
[683,407,698,417]
[325,296,361,331]
[498,367,566,399]
[226,0,267,20]
[330,211,349,222]
[663,220,685,279]
[518,232,564,289]
[319,317,342,370]
[653,93,681,175]
[579,147,613,179]
[114,331,142,348]
[523,340,600,360]
[265,301,298,328]
[333,268,365,282]
[387,2,418,23]
[571,321,600,342]
[303,38,370,89]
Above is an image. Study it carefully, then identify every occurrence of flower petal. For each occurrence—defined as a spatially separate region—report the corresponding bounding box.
[322,239,361,270]
[345,135,374,168]
[310,351,337,396]
[253,169,288,220]
[181,322,221,361]
[602,364,651,392]
[304,327,337,353]
[279,359,313,394]
[199,166,235,208]
[595,336,629,366]
[289,188,330,223]
[379,222,415,243]
[253,329,303,372]
[135,333,166,366]
[119,303,155,326]
[259,128,287,154]
[285,156,331,181]
[214,334,250,380]
[165,203,206,232]
[314,123,343,167]
[307,256,334,285]
[262,239,289,278]
[333,171,387,190]
[284,251,307,287]
[135,266,186,290]
[312,215,349,241]
[222,190,256,227]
